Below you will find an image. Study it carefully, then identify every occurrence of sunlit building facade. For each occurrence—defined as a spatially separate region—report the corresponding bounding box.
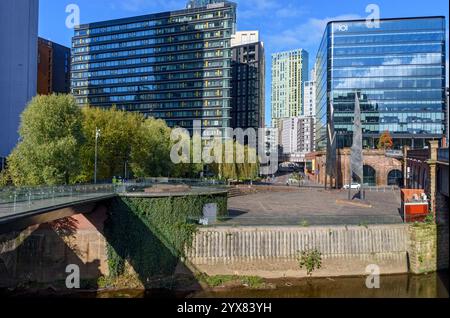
[72,2,236,138]
[315,16,447,150]
[271,49,309,128]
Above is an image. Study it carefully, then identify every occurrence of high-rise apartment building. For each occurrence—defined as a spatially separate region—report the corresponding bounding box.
[0,0,39,159]
[303,68,316,117]
[186,0,226,9]
[231,31,265,130]
[72,2,237,138]
[280,117,299,154]
[38,38,71,95]
[271,49,309,128]
[231,30,259,47]
[297,116,315,153]
[280,116,315,155]
[315,16,447,150]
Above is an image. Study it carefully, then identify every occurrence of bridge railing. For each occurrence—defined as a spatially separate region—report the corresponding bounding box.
[0,179,227,205]
[0,184,116,205]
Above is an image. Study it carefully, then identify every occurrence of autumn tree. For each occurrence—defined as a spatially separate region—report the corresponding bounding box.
[7,94,84,186]
[377,130,394,150]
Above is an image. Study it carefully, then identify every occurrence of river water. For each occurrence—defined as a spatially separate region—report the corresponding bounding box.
[92,272,449,298]
[2,272,448,298]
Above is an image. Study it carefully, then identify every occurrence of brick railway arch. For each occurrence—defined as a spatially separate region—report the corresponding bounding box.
[311,149,403,187]
[363,165,377,186]
[387,169,403,186]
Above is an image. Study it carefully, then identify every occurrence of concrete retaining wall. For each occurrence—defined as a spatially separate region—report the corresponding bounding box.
[186,225,409,278]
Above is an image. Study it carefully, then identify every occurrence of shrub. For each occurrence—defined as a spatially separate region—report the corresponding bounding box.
[297,249,322,276]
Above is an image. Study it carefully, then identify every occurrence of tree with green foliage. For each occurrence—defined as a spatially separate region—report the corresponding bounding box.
[7,94,84,186]
[130,117,174,178]
[169,130,204,178]
[209,140,259,181]
[77,106,145,183]
[0,170,10,187]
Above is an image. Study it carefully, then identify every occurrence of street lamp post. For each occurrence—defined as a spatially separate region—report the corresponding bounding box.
[124,160,128,181]
[94,128,101,184]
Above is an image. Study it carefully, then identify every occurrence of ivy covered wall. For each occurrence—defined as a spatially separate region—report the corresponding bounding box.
[104,193,228,284]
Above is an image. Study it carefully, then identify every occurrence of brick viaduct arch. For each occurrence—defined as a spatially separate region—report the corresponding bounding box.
[311,149,403,187]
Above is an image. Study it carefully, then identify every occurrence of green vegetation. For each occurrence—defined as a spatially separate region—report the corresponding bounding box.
[412,213,435,227]
[299,220,310,227]
[208,139,259,181]
[77,106,143,182]
[6,94,84,186]
[423,214,435,224]
[291,172,304,181]
[240,276,265,288]
[297,249,323,276]
[1,94,261,187]
[104,194,228,286]
[196,274,265,289]
[359,222,369,229]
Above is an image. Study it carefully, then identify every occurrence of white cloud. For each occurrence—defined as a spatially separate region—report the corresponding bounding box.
[266,14,361,51]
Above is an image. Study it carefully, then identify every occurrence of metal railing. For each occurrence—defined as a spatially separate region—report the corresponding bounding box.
[0,184,117,205]
[0,178,227,206]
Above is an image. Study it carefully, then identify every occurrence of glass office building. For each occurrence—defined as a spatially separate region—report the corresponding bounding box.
[315,17,446,150]
[231,36,265,131]
[72,2,236,138]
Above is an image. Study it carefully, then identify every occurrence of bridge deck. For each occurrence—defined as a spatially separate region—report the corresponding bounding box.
[0,184,117,233]
[0,192,116,220]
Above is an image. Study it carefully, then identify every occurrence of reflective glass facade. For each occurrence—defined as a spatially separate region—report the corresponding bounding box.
[72,2,236,137]
[315,17,446,150]
[231,41,265,130]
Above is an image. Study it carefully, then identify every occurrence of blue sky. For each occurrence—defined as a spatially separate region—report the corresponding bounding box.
[39,0,449,127]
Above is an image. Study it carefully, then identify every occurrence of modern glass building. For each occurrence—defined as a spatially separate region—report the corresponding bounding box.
[71,1,236,138]
[315,16,447,150]
[231,31,265,131]
[271,49,309,128]
[187,0,225,9]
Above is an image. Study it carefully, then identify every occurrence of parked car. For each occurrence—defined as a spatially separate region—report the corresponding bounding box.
[343,183,361,190]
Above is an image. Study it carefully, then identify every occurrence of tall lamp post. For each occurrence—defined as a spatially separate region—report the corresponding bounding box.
[94,128,101,184]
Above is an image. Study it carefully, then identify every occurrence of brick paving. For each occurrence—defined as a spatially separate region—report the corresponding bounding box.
[225,187,404,226]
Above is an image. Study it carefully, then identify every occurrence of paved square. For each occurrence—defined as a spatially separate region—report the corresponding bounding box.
[225,188,404,226]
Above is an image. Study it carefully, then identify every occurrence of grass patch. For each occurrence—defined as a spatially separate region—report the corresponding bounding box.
[240,276,264,288]
[299,220,310,227]
[197,274,265,289]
